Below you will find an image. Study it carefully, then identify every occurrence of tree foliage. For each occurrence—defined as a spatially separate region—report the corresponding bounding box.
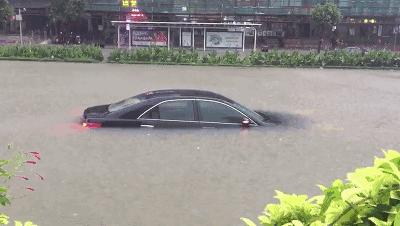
[0,0,12,23]
[241,150,400,226]
[49,0,85,24]
[311,2,341,28]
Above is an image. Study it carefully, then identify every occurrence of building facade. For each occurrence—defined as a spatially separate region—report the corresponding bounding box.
[4,0,400,48]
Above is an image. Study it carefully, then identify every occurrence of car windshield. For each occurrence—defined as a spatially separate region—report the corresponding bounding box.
[108,96,142,112]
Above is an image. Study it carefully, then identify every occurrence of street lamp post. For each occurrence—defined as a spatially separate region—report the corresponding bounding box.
[19,9,22,44]
[16,8,24,45]
[395,32,398,51]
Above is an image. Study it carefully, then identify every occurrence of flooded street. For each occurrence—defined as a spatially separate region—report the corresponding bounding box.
[1,61,400,226]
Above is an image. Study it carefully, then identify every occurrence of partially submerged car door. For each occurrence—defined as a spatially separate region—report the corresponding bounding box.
[196,99,251,128]
[138,99,200,128]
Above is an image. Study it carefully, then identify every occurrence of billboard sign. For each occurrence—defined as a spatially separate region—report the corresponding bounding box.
[181,32,192,47]
[122,0,137,8]
[126,8,147,21]
[132,30,167,46]
[206,32,243,48]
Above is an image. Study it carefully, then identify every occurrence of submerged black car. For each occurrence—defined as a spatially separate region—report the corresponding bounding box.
[82,89,270,128]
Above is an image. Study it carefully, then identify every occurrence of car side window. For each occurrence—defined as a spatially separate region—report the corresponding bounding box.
[142,100,195,121]
[198,100,244,124]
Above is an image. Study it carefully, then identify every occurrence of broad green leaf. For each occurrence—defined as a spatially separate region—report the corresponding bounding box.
[0,187,7,193]
[371,176,394,204]
[317,184,327,192]
[14,221,22,226]
[332,179,344,188]
[257,215,270,225]
[383,150,400,161]
[310,221,327,226]
[240,218,257,226]
[22,221,37,226]
[324,201,347,224]
[319,191,336,216]
[0,196,10,206]
[291,220,304,226]
[347,167,380,191]
[0,213,9,225]
[0,160,9,167]
[368,217,391,226]
[394,212,400,226]
[341,188,364,203]
[309,195,324,205]
[282,224,292,226]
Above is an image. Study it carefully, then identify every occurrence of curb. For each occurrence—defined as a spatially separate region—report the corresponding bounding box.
[0,57,101,63]
[107,60,400,70]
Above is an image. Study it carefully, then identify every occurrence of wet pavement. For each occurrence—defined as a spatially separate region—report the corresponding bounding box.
[0,61,400,226]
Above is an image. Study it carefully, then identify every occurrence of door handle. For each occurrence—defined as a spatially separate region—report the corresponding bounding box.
[141,124,154,128]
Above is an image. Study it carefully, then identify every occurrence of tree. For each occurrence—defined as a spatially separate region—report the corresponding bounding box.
[49,0,85,33]
[0,0,12,24]
[311,1,341,53]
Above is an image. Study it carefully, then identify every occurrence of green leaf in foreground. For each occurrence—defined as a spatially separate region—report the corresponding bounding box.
[241,150,400,226]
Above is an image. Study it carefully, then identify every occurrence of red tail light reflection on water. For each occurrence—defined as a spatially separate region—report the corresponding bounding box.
[82,122,102,129]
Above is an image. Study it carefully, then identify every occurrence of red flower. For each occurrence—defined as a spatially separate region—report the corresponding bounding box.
[26,187,35,191]
[17,176,29,180]
[36,173,44,180]
[29,152,41,160]
[25,160,37,165]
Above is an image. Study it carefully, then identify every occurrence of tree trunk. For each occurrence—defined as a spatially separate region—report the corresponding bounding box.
[317,25,324,53]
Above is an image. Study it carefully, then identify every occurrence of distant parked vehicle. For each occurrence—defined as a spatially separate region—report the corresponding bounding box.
[344,46,368,55]
[82,89,272,129]
[261,45,269,52]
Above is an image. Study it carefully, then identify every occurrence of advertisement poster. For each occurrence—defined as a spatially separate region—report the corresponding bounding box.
[206,32,243,48]
[181,32,192,47]
[132,30,167,46]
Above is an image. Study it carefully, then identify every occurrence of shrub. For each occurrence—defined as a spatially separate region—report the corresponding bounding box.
[221,51,242,65]
[0,45,103,62]
[1,145,42,226]
[241,150,400,226]
[108,47,400,68]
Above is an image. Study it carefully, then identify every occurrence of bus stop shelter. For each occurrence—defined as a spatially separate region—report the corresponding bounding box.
[110,21,262,52]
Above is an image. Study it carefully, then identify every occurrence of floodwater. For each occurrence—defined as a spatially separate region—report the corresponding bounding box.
[0,61,399,226]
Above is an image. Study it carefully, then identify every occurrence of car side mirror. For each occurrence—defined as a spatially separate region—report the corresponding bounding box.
[241,118,251,128]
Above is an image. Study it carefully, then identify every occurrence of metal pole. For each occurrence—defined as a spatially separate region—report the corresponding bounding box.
[253,27,257,52]
[179,27,182,47]
[151,0,154,21]
[19,8,22,45]
[395,31,398,51]
[117,25,120,48]
[168,26,171,50]
[203,27,206,52]
[128,24,131,50]
[192,27,195,51]
[242,29,246,52]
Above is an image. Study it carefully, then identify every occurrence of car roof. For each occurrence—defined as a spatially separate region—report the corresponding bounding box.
[141,89,235,103]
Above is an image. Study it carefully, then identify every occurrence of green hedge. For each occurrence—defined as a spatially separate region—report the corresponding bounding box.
[108,47,400,68]
[241,150,400,226]
[0,45,104,62]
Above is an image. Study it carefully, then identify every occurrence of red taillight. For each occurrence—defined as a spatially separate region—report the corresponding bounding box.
[82,122,102,129]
